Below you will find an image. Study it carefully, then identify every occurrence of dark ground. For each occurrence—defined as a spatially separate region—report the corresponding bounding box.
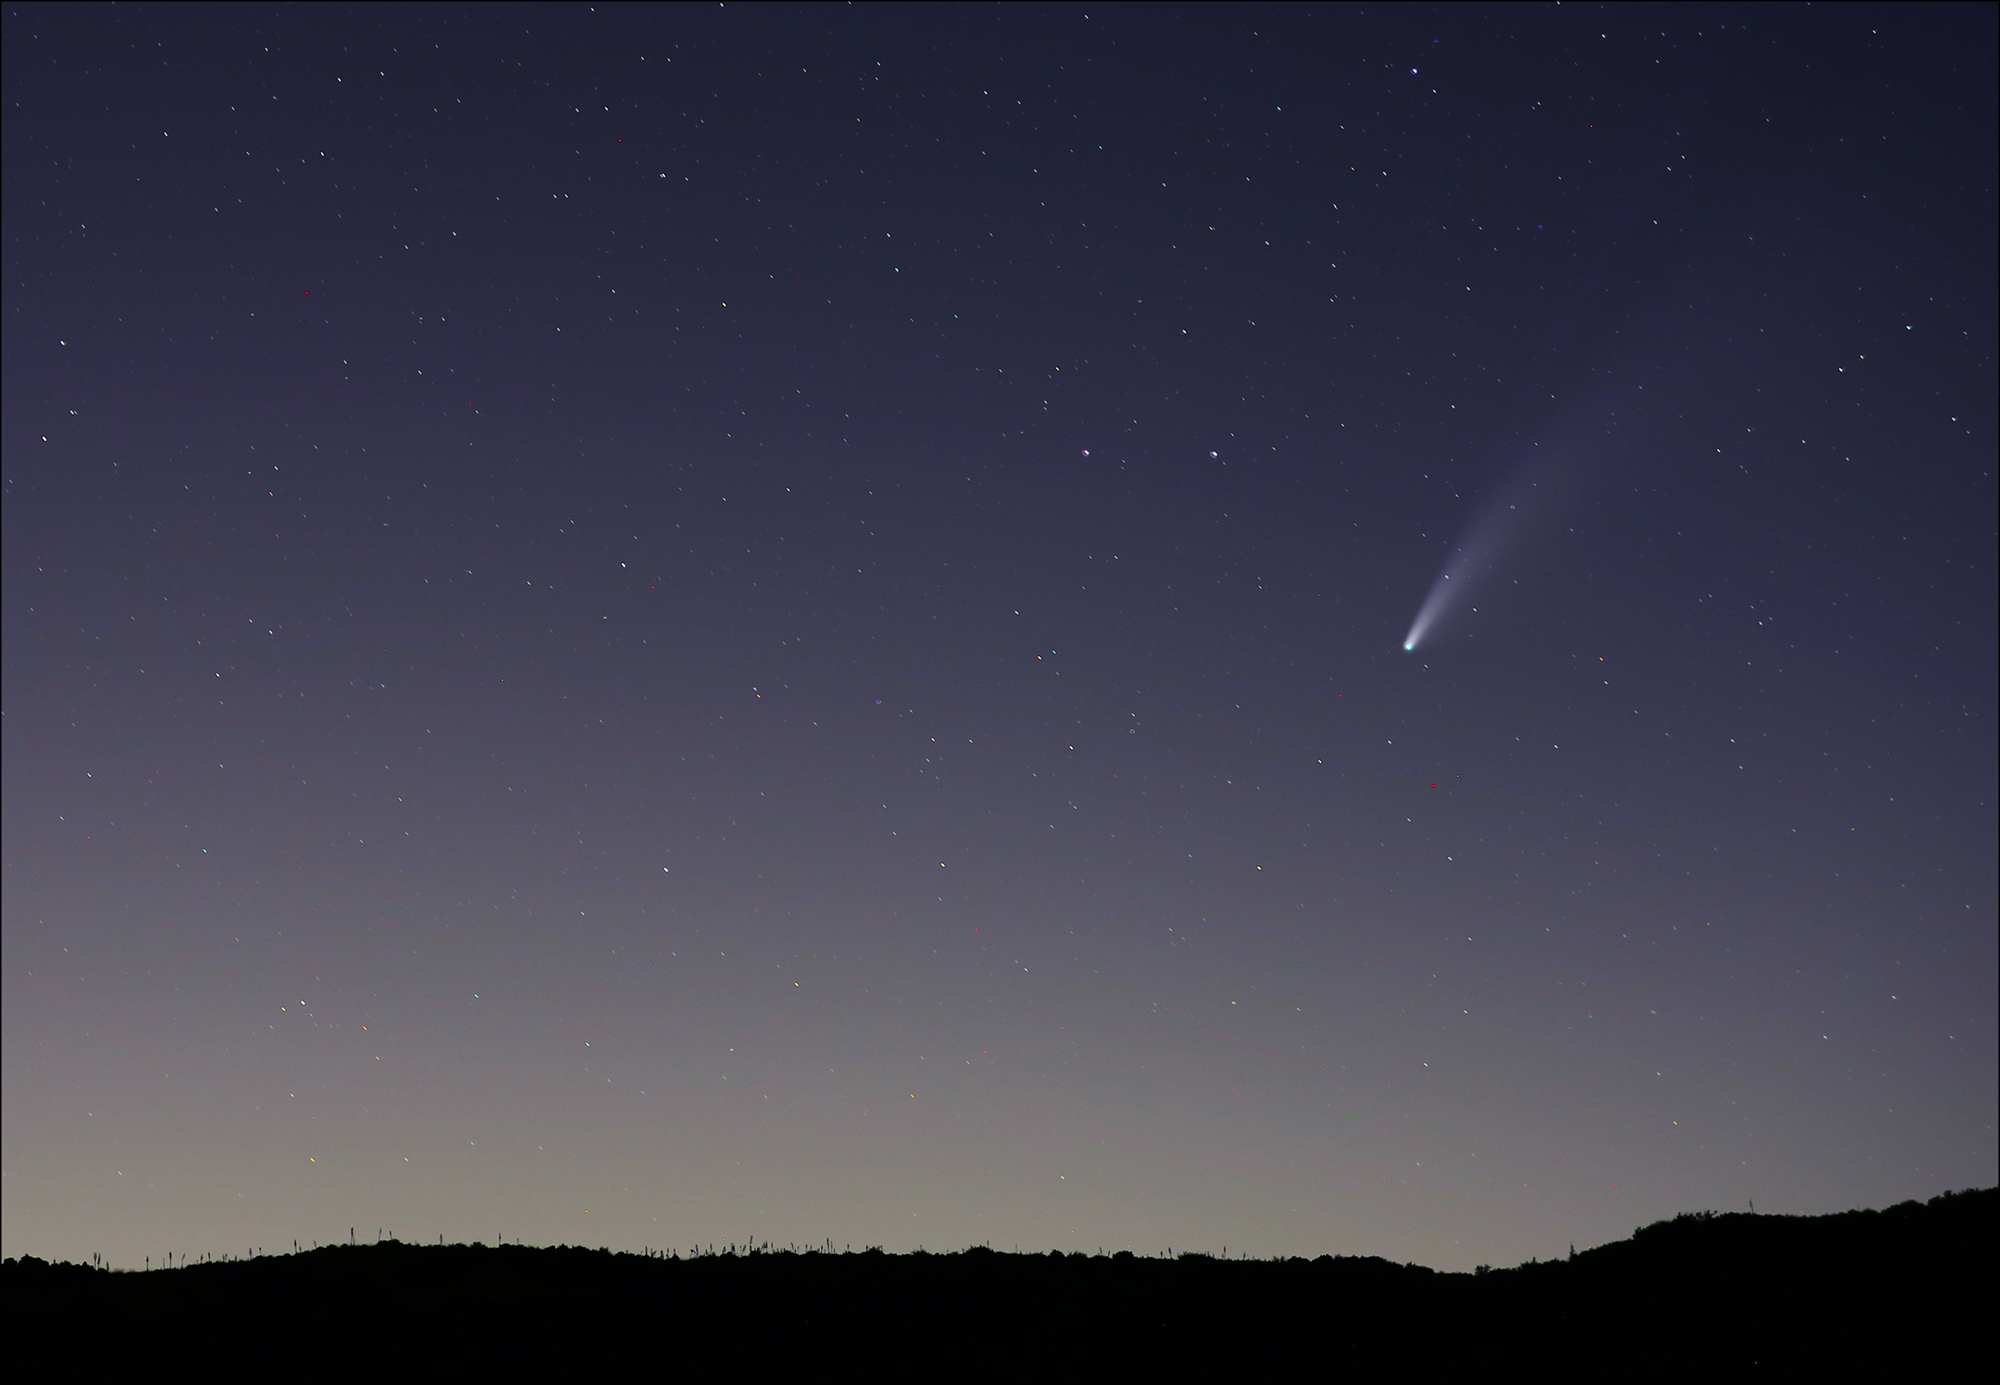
[8,1188,1992,1381]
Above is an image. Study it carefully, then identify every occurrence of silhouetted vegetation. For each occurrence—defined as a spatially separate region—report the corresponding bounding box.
[8,1189,1992,1381]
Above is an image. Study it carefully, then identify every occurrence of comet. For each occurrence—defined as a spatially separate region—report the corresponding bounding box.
[1401,342,1662,653]
[1402,534,1493,652]
[1402,464,1565,652]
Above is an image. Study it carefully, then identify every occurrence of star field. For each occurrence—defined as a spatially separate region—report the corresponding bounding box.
[3,3,1993,1272]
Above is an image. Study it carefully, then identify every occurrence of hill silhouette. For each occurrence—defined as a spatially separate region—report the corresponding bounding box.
[8,1188,1992,1381]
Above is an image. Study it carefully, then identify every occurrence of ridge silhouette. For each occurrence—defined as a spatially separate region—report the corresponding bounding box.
[8,1188,1991,1382]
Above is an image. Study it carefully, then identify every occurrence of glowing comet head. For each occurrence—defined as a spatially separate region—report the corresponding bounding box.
[1401,571,1454,652]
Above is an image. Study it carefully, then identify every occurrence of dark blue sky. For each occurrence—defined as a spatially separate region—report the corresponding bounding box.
[4,2,1993,1270]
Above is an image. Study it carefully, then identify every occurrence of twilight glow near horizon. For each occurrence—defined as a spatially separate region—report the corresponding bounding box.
[4,5,1994,1273]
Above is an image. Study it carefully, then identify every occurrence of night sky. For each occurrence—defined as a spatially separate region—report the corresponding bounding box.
[5,3,1994,1272]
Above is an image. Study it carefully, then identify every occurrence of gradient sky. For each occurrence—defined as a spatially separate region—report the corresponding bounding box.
[5,3,1994,1272]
